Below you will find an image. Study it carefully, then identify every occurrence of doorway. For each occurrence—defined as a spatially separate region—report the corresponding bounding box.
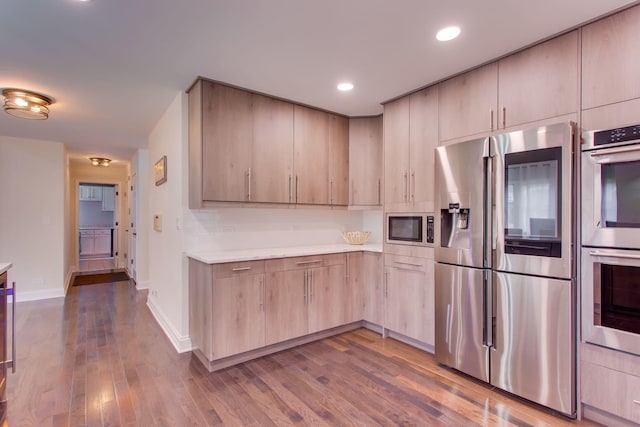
[78,182,119,272]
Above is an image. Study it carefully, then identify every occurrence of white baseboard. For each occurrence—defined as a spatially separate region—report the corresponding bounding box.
[64,268,76,294]
[135,279,150,290]
[146,294,192,353]
[17,288,65,302]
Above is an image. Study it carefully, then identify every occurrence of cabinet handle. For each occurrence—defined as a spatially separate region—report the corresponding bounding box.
[296,175,300,203]
[295,260,322,265]
[411,171,415,201]
[633,400,640,405]
[394,260,423,267]
[403,171,408,202]
[384,271,389,298]
[490,109,494,131]
[303,270,307,304]
[502,107,506,129]
[330,177,334,205]
[289,174,292,203]
[350,180,353,205]
[247,167,252,201]
[231,267,251,272]
[378,179,381,205]
[8,282,16,373]
[259,276,264,311]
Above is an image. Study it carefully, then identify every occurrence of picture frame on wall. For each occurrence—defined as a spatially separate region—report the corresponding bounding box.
[154,155,167,186]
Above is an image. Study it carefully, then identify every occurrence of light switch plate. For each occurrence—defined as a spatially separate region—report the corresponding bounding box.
[153,214,162,232]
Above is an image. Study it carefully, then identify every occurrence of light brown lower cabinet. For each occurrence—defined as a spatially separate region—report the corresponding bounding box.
[383,254,434,346]
[581,342,640,425]
[189,251,392,371]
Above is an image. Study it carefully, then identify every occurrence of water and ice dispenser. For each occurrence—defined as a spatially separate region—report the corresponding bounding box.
[440,203,471,249]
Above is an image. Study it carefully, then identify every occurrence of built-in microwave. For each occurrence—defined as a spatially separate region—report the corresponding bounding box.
[385,213,434,246]
[582,123,640,249]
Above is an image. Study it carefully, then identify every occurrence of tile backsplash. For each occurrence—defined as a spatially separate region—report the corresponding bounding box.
[183,207,382,252]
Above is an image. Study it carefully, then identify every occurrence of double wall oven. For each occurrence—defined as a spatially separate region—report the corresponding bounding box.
[582,123,640,356]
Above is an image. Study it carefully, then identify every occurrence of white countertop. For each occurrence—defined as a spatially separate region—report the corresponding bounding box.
[186,243,382,264]
[0,263,12,275]
[79,226,114,230]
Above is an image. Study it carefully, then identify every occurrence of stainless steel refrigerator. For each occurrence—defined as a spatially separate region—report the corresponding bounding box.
[434,122,576,417]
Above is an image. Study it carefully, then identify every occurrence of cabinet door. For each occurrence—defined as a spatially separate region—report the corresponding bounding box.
[79,231,94,255]
[349,116,382,206]
[79,186,91,201]
[94,231,111,255]
[201,81,253,202]
[265,269,308,344]
[498,31,578,129]
[328,114,349,206]
[384,260,434,345]
[294,105,329,205]
[212,274,265,359]
[363,252,383,325]
[308,263,347,333]
[101,187,115,211]
[409,87,438,211]
[439,62,498,143]
[251,94,294,203]
[345,252,364,324]
[582,5,640,110]
[383,97,410,206]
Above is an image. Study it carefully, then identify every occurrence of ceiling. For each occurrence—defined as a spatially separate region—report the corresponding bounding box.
[1,0,637,164]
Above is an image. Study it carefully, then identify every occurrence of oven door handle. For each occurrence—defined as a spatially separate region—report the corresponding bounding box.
[589,144,640,164]
[589,250,640,260]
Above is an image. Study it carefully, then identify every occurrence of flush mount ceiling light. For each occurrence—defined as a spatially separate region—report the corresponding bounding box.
[436,26,461,41]
[2,89,53,120]
[337,82,354,91]
[89,157,111,167]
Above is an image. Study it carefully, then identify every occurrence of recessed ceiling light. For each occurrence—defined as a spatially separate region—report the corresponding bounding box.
[436,26,461,42]
[337,82,354,91]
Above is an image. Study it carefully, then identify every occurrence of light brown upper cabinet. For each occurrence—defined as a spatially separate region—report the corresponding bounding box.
[251,93,294,203]
[294,105,330,205]
[199,81,253,203]
[349,116,382,206]
[328,114,349,206]
[582,5,640,110]
[189,79,348,207]
[293,105,349,206]
[384,86,438,212]
[498,31,579,129]
[438,63,498,143]
[438,32,578,143]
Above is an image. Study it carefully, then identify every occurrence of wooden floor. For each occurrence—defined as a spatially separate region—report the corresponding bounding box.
[7,281,601,427]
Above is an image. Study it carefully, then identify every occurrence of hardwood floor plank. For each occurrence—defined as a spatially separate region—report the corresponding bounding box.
[6,281,602,427]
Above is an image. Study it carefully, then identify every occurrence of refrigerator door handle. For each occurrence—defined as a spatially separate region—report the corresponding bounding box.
[484,155,494,266]
[445,303,452,346]
[484,270,493,348]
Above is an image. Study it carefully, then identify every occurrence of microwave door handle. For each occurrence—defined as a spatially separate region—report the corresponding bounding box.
[590,144,640,164]
[589,250,640,260]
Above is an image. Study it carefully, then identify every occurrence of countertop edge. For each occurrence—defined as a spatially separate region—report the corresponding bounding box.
[185,244,383,264]
[0,263,13,275]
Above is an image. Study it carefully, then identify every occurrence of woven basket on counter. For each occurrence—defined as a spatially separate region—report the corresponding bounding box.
[341,231,372,245]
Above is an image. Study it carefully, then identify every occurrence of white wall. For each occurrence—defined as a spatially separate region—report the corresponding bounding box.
[144,91,383,353]
[0,136,66,301]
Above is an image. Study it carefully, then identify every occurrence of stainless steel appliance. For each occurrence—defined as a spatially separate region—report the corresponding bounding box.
[434,122,576,417]
[385,213,434,246]
[582,123,640,356]
[582,124,640,249]
[582,247,640,356]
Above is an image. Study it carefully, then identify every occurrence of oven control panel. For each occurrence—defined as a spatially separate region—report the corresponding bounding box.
[594,123,640,146]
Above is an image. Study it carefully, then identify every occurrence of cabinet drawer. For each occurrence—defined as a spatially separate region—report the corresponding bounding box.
[581,360,640,423]
[212,260,265,278]
[384,254,428,272]
[79,230,94,237]
[94,229,111,236]
[265,253,345,272]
